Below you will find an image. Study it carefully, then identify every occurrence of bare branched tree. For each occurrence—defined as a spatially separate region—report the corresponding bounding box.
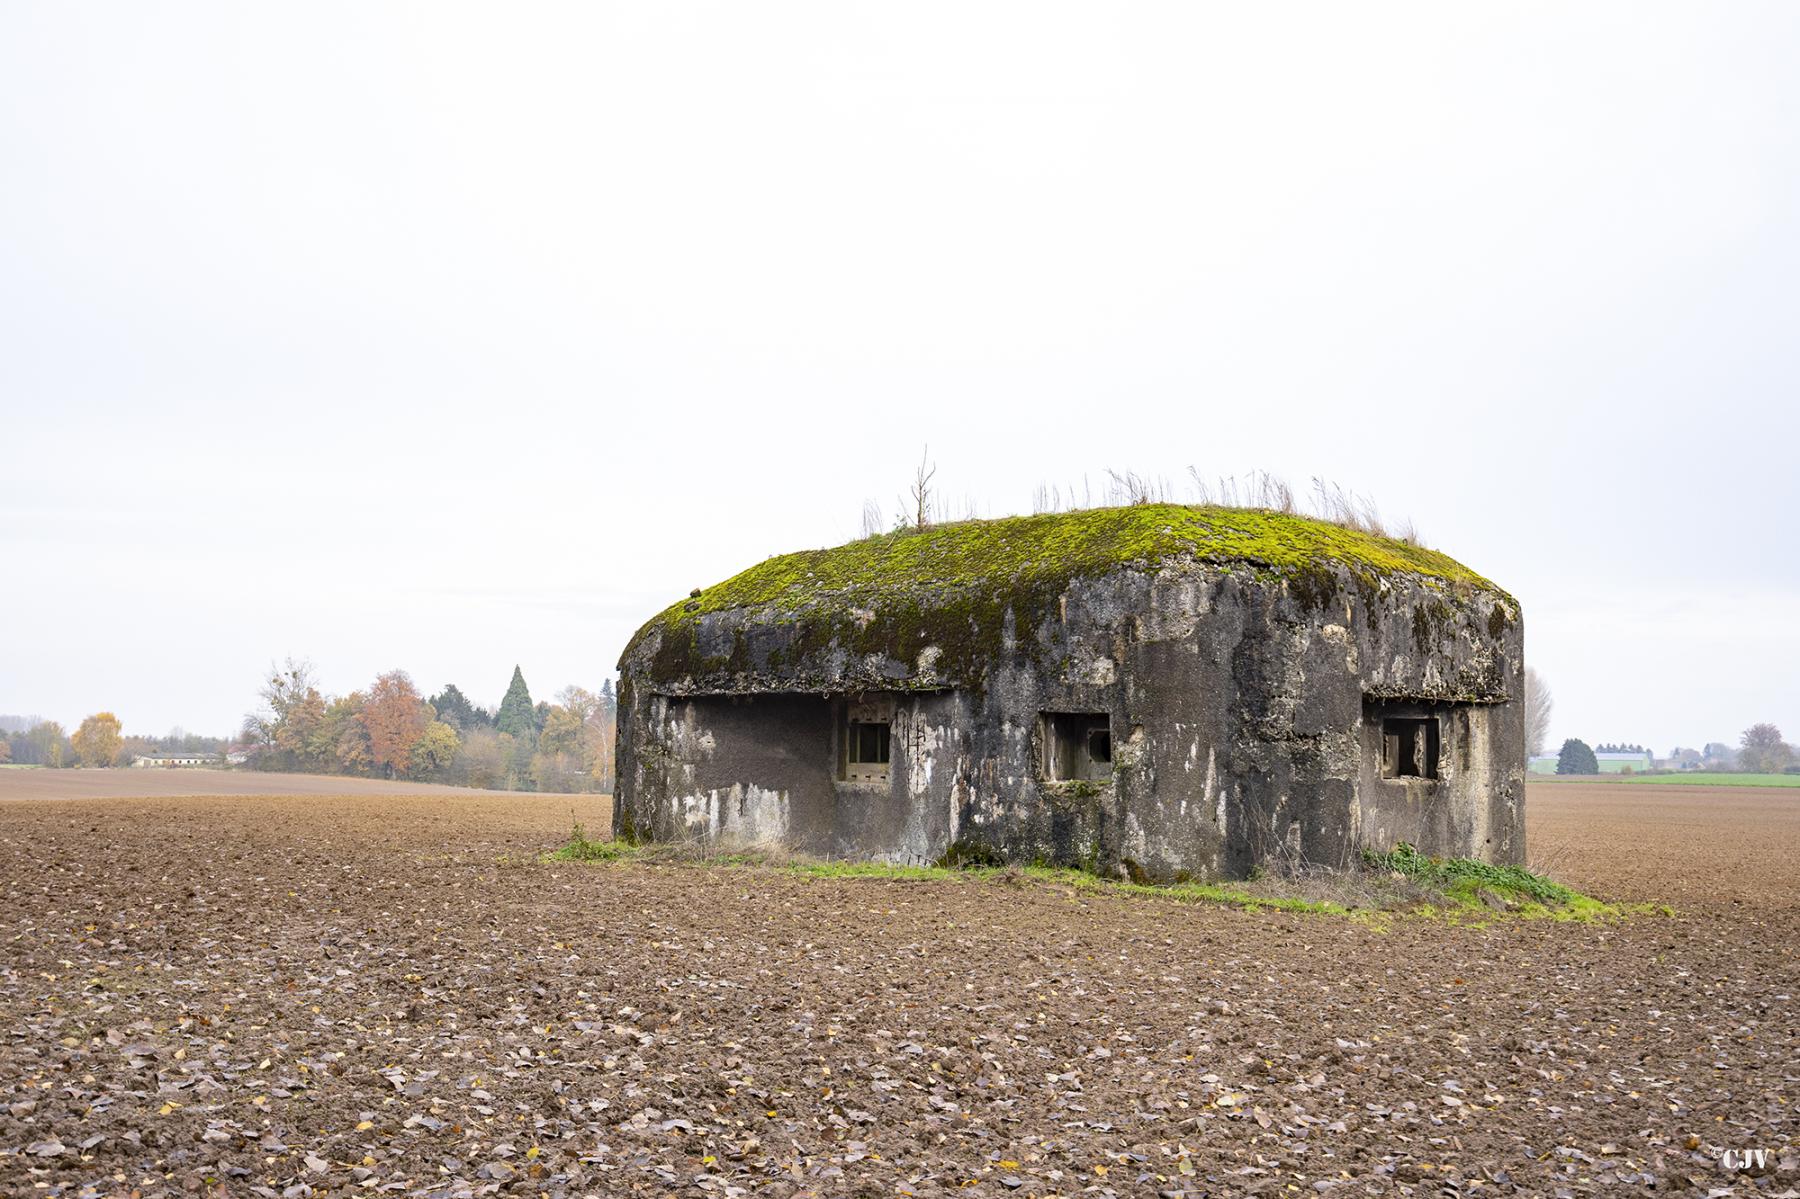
[1524,667,1553,758]
[258,657,317,724]
[907,447,938,532]
[1739,722,1794,773]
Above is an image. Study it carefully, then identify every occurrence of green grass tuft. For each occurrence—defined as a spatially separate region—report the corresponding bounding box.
[550,822,636,862]
[1362,842,1580,907]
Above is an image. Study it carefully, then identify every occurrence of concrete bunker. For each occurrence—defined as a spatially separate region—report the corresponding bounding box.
[615,503,1525,879]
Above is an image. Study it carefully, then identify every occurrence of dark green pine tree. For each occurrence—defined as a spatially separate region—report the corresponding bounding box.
[1555,737,1598,776]
[495,666,538,740]
[428,683,479,731]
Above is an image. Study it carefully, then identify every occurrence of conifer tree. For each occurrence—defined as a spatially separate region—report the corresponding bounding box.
[428,683,480,731]
[1555,737,1598,776]
[495,666,538,740]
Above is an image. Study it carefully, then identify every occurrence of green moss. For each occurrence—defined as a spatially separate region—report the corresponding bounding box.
[934,838,1006,868]
[627,505,1512,682]
[1487,603,1510,639]
[1409,598,1456,653]
[1285,563,1336,612]
[676,505,1497,622]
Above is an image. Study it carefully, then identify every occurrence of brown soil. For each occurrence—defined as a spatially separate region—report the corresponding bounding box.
[1,782,1794,1197]
[0,769,545,802]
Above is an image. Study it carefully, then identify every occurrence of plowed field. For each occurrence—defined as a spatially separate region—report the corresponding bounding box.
[2,778,1794,1197]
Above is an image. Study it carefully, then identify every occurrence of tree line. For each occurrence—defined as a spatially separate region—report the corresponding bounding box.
[1552,723,1795,775]
[241,659,616,792]
[0,714,223,768]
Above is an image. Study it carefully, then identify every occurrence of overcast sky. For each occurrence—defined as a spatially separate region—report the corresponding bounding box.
[2,3,1796,754]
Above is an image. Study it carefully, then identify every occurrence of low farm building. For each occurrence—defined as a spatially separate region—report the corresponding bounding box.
[133,752,218,768]
[615,504,1526,879]
[1594,749,1653,773]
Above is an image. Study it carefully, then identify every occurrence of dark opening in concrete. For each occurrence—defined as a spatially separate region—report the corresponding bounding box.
[1042,712,1113,782]
[1381,716,1440,779]
[840,694,895,782]
[848,722,889,770]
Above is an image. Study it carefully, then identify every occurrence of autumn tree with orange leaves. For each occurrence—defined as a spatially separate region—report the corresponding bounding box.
[362,671,429,777]
[72,711,124,767]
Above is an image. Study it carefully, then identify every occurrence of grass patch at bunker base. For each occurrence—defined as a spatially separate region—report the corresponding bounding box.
[551,826,1637,923]
[1360,842,1671,922]
[555,822,638,861]
[1363,841,1575,903]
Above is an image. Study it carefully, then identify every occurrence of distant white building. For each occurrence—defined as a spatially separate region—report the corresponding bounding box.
[1594,749,1653,773]
[134,753,217,768]
[1527,747,1655,775]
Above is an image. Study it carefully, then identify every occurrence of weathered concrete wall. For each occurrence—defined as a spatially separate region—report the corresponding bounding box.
[1352,698,1521,867]
[616,559,1525,879]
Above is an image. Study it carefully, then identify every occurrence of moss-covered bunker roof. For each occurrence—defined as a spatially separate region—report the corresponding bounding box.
[628,505,1508,671]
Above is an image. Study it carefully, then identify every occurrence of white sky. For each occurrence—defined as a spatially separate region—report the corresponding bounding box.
[2,3,1796,754]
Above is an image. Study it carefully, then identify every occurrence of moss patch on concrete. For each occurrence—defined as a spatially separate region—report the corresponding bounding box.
[627,505,1511,685]
[672,505,1497,623]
